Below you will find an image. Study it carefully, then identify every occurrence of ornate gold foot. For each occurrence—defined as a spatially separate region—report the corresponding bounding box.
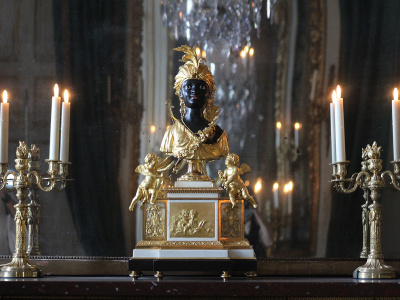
[0,254,40,278]
[353,257,396,279]
[129,270,141,279]
[245,271,257,279]
[221,271,230,279]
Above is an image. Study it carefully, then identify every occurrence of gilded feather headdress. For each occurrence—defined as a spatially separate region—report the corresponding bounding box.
[174,45,219,122]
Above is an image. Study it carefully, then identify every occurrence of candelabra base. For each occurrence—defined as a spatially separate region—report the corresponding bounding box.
[0,255,41,278]
[353,258,396,279]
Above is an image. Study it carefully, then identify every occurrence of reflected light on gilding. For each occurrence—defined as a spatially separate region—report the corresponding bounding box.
[272,182,279,191]
[179,11,183,20]
[2,90,7,104]
[54,84,59,97]
[276,122,282,129]
[150,125,156,133]
[336,85,341,99]
[254,179,262,193]
[245,180,250,186]
[64,90,69,103]
[394,88,398,101]
[332,90,336,102]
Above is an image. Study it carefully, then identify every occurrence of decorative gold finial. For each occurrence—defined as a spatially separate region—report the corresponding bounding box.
[16,141,29,159]
[28,145,40,161]
[363,142,381,159]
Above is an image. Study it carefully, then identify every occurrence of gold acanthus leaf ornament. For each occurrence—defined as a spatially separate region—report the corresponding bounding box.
[28,144,40,161]
[363,142,381,160]
[16,141,29,159]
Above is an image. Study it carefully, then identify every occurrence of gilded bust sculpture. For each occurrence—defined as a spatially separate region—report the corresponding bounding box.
[160,45,229,163]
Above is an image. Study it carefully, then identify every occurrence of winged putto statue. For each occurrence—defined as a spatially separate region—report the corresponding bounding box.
[218,153,257,208]
[129,154,174,210]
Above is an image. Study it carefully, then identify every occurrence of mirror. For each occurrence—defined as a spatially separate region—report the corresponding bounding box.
[1,0,400,261]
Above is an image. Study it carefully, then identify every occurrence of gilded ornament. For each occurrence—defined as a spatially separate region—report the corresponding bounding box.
[218,153,257,208]
[221,203,241,238]
[145,204,165,239]
[170,209,213,237]
[129,154,174,210]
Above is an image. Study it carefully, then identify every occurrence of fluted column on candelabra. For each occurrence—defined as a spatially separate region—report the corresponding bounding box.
[27,145,41,256]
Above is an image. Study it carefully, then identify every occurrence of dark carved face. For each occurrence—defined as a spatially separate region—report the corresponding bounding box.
[180,79,209,109]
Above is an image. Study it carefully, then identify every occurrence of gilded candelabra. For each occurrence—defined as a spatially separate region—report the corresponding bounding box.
[0,141,70,278]
[331,142,400,279]
[266,207,290,257]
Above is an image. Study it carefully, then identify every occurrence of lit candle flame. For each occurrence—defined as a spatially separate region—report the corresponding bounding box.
[284,184,289,193]
[272,182,279,191]
[240,50,246,59]
[254,178,262,193]
[2,90,7,104]
[195,47,201,57]
[336,85,341,99]
[332,90,337,102]
[201,50,206,59]
[54,84,59,97]
[288,181,293,191]
[244,45,249,53]
[150,125,156,133]
[394,88,398,101]
[276,122,282,129]
[249,48,254,57]
[294,122,301,130]
[64,90,69,103]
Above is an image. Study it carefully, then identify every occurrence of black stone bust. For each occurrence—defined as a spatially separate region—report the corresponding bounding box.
[180,79,223,144]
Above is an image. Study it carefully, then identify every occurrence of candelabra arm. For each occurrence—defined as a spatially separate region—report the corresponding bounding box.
[0,170,17,191]
[28,171,56,192]
[381,170,400,191]
[335,171,370,194]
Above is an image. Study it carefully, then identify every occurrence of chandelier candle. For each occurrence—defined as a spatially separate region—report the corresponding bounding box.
[49,84,61,161]
[392,88,400,161]
[276,122,281,148]
[330,91,336,163]
[0,91,9,164]
[60,90,70,163]
[272,182,279,208]
[334,85,346,162]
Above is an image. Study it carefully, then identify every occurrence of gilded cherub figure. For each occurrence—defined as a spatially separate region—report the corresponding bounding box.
[218,153,257,209]
[129,153,174,210]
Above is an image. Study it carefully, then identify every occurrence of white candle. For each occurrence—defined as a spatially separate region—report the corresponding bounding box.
[49,84,61,160]
[287,181,293,215]
[276,122,281,148]
[0,91,9,163]
[294,122,301,148]
[310,69,318,101]
[334,85,346,162]
[330,91,337,163]
[60,90,71,163]
[392,88,400,161]
[272,182,279,208]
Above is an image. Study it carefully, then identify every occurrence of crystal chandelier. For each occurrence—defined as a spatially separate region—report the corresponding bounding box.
[160,0,276,51]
